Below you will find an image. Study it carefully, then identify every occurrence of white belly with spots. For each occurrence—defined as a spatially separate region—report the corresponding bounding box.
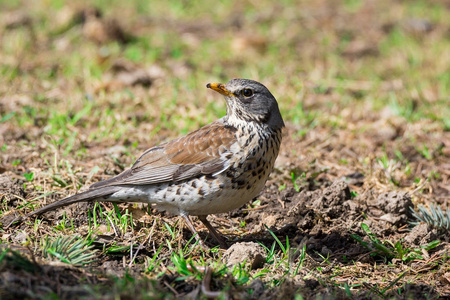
[106,128,281,216]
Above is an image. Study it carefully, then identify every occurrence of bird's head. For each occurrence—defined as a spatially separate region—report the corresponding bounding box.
[207,78,284,129]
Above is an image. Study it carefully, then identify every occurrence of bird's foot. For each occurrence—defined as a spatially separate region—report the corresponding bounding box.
[198,215,228,249]
[182,215,228,249]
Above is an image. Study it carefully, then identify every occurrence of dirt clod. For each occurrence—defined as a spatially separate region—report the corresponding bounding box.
[223,242,266,269]
[404,223,439,247]
[374,191,413,226]
[286,180,353,230]
[0,174,26,206]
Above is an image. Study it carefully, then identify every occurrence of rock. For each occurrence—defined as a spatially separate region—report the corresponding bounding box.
[223,242,266,269]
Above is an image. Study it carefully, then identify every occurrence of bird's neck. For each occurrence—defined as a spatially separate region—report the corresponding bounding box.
[224,115,279,138]
[225,114,257,128]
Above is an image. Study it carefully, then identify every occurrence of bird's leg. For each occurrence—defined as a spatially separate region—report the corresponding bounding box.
[182,215,208,248]
[198,215,228,249]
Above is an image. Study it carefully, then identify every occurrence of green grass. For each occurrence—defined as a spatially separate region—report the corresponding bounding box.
[41,235,98,266]
[351,223,440,262]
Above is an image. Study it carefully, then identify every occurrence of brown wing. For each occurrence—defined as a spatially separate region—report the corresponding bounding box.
[90,121,237,188]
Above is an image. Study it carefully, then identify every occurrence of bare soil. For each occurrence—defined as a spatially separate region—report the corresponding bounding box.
[1,123,449,299]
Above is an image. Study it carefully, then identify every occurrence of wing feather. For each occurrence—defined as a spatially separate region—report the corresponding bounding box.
[90,121,237,188]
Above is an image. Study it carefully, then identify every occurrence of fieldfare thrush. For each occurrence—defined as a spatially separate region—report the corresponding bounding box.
[8,79,285,248]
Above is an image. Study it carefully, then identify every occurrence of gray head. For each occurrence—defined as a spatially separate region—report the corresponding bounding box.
[207,79,285,129]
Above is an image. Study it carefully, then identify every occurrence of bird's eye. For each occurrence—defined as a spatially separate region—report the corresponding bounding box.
[242,88,254,97]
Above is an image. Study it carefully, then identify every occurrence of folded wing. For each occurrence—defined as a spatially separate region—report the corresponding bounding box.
[90,121,237,188]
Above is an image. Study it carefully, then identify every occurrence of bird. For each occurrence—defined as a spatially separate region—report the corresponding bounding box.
[7,79,285,248]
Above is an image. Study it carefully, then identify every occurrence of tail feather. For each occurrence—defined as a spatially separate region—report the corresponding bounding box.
[6,186,122,228]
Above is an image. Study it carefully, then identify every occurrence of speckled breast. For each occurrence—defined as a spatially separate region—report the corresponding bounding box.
[182,127,283,215]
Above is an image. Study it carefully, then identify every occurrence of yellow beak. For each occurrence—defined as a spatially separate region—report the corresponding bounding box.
[206,83,234,96]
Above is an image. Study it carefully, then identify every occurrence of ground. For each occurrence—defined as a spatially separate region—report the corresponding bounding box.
[0,0,449,299]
